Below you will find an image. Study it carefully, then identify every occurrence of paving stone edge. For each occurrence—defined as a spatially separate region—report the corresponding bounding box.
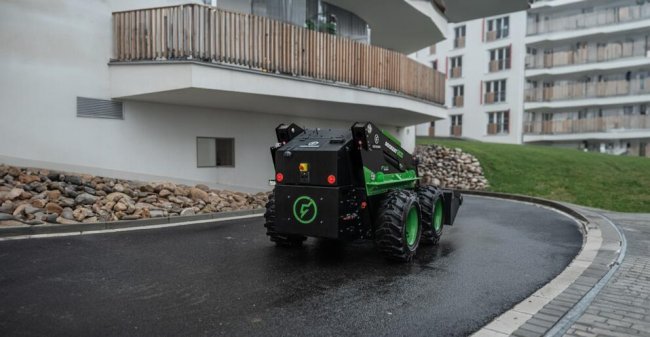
[461,190,624,337]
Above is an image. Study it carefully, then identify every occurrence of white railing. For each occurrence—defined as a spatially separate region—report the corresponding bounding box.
[526,39,649,69]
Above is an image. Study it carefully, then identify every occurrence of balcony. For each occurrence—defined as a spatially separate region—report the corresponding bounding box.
[489,59,511,72]
[109,4,447,126]
[453,96,464,107]
[450,125,463,137]
[526,40,649,70]
[524,115,650,137]
[525,79,650,103]
[450,67,462,78]
[484,91,506,104]
[454,36,465,49]
[527,2,650,36]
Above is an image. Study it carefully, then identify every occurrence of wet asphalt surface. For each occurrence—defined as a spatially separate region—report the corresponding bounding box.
[0,196,582,337]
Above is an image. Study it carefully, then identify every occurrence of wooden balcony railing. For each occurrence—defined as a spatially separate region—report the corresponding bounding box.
[526,39,649,70]
[524,115,650,135]
[450,67,462,78]
[111,4,445,105]
[453,96,464,107]
[454,37,465,49]
[450,125,462,137]
[527,2,650,36]
[525,79,650,102]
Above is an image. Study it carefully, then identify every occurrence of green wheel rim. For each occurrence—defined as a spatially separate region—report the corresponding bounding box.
[405,206,419,247]
[433,198,443,232]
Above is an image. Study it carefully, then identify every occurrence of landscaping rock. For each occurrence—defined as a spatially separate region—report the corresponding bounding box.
[416,145,489,190]
[189,188,209,202]
[0,164,269,226]
[75,193,98,205]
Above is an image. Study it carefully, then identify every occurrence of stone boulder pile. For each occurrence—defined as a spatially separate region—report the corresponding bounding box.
[416,145,489,190]
[0,164,268,226]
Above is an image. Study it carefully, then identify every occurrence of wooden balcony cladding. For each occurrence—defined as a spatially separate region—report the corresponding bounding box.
[525,78,650,102]
[485,31,498,42]
[484,92,495,104]
[527,39,649,69]
[453,37,465,49]
[450,125,462,137]
[524,115,650,135]
[486,123,498,135]
[450,67,462,78]
[453,96,464,107]
[111,4,445,105]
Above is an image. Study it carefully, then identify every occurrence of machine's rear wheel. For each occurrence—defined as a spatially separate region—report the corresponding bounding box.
[417,186,444,245]
[264,192,306,247]
[375,189,422,262]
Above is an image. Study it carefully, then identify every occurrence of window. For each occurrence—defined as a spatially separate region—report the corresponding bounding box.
[624,105,634,115]
[454,25,466,39]
[454,25,466,48]
[489,46,511,72]
[452,85,464,107]
[450,115,463,137]
[641,104,647,115]
[486,16,509,40]
[432,60,438,70]
[450,56,462,78]
[485,79,507,103]
[488,111,510,135]
[526,47,537,68]
[197,137,235,167]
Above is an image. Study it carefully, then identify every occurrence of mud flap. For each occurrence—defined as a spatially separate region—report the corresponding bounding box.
[442,189,462,226]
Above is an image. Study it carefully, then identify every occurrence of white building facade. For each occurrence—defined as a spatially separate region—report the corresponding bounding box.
[0,0,528,191]
[414,11,528,144]
[523,0,650,157]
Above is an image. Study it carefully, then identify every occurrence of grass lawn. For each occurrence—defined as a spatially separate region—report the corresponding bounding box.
[417,137,650,213]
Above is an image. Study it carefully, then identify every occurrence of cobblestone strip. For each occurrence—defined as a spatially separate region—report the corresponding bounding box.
[562,213,650,337]
[509,210,623,337]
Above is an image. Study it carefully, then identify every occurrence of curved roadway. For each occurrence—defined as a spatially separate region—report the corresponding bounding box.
[0,196,582,337]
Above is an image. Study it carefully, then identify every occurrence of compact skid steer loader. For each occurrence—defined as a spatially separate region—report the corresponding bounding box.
[264,122,462,262]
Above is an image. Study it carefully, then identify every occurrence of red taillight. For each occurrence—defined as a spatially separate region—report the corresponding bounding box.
[275,172,284,183]
[360,201,367,209]
[327,174,336,185]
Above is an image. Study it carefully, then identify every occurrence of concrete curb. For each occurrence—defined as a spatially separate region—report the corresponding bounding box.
[0,208,265,238]
[462,191,624,337]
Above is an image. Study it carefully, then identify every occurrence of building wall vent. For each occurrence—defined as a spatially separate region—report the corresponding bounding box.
[76,97,123,119]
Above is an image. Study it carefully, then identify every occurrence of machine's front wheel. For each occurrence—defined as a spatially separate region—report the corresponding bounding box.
[375,189,422,262]
[264,192,306,247]
[417,186,444,245]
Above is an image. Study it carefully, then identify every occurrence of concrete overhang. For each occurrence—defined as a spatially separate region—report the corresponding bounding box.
[109,61,446,127]
[324,0,447,53]
[440,0,529,23]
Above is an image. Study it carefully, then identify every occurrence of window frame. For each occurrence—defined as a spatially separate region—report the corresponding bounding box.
[488,111,510,135]
[485,79,507,103]
[487,16,510,40]
[196,136,236,168]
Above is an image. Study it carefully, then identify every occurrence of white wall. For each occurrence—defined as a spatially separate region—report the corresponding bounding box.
[413,11,527,144]
[0,0,416,191]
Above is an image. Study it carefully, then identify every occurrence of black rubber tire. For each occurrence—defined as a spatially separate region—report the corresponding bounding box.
[417,185,444,246]
[374,189,422,262]
[264,192,306,247]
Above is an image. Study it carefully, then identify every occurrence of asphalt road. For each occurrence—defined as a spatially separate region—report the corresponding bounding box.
[0,196,582,337]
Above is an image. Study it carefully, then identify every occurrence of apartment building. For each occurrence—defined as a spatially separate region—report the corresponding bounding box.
[523,0,650,157]
[0,0,528,190]
[414,11,528,144]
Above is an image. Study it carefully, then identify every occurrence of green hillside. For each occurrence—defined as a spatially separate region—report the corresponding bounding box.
[417,138,650,213]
